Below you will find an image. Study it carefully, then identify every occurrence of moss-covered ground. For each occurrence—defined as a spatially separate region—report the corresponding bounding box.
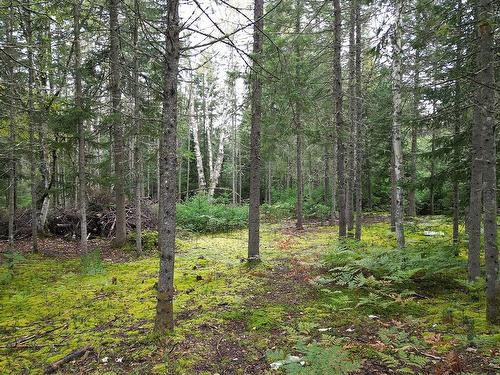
[1,217,499,374]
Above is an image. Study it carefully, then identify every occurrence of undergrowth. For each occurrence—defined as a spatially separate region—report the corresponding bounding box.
[176,194,248,233]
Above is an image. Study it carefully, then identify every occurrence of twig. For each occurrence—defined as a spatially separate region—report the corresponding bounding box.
[45,346,94,374]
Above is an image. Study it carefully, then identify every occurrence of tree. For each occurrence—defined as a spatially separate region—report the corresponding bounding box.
[154,0,180,334]
[354,0,362,241]
[7,1,16,251]
[132,0,143,254]
[475,0,498,324]
[110,0,126,247]
[333,0,346,239]
[74,0,87,253]
[248,0,264,260]
[294,0,304,231]
[23,0,38,253]
[391,0,405,249]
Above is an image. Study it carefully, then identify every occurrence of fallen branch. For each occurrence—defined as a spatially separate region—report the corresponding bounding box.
[2,324,68,349]
[45,346,94,374]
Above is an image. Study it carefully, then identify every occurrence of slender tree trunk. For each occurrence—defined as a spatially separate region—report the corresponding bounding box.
[408,40,420,217]
[330,133,337,222]
[132,0,142,254]
[206,115,214,186]
[452,0,463,245]
[429,129,436,215]
[154,0,179,334]
[294,0,304,230]
[74,0,87,253]
[333,0,346,239]
[475,0,499,324]
[366,153,372,211]
[192,99,207,191]
[7,4,16,250]
[208,127,227,197]
[186,90,192,200]
[346,0,356,236]
[323,144,329,205]
[232,94,237,205]
[248,0,264,260]
[390,152,396,231]
[25,2,38,253]
[354,0,362,241]
[110,0,126,246]
[391,0,405,249]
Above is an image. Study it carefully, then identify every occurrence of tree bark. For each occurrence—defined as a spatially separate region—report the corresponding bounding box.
[391,0,405,249]
[74,0,87,253]
[154,0,179,334]
[132,0,142,254]
[452,0,463,245]
[476,0,498,324]
[354,0,362,241]
[333,0,346,239]
[294,0,304,231]
[248,0,264,260]
[208,126,228,197]
[7,3,16,249]
[25,1,38,253]
[110,0,126,246]
[346,0,356,236]
[192,95,207,191]
[408,26,420,218]
[429,128,436,215]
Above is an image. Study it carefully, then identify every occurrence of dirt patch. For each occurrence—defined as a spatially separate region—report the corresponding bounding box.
[0,237,134,263]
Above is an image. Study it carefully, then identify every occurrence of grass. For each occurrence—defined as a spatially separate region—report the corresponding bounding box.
[0,217,499,374]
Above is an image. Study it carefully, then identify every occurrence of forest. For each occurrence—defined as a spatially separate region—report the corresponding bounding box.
[0,0,498,373]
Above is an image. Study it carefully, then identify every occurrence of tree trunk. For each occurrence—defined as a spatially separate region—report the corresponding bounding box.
[429,129,435,215]
[25,1,38,253]
[452,0,463,245]
[7,4,16,249]
[192,97,207,191]
[323,144,329,205]
[248,0,264,260]
[476,0,498,324]
[390,152,396,231]
[346,0,356,236]
[408,32,420,217]
[354,0,362,241]
[391,0,405,249]
[132,0,142,254]
[333,0,346,239]
[154,0,179,334]
[74,0,87,253]
[208,127,228,197]
[294,0,304,231]
[110,0,126,246]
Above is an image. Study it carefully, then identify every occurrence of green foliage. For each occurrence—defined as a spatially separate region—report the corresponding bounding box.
[80,249,106,275]
[262,187,331,222]
[324,241,465,293]
[176,194,248,233]
[267,337,360,374]
[376,327,428,373]
[129,229,158,253]
[0,251,25,284]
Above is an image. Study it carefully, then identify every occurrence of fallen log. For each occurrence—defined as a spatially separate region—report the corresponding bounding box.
[45,346,94,374]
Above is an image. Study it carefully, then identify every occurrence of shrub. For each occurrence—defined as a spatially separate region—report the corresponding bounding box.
[323,241,465,293]
[176,194,248,233]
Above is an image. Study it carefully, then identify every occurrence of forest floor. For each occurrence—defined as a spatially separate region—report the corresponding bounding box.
[1,216,499,374]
